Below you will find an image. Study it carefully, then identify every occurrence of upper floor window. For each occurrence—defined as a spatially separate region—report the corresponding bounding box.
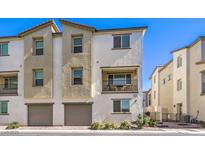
[0,101,8,114]
[33,69,44,86]
[201,72,205,94]
[177,56,182,68]
[108,74,131,85]
[168,74,172,81]
[4,77,18,89]
[113,99,130,113]
[154,91,156,99]
[162,78,166,85]
[72,67,83,85]
[113,34,130,49]
[177,79,182,91]
[0,43,8,56]
[154,76,156,84]
[72,36,83,53]
[34,39,44,55]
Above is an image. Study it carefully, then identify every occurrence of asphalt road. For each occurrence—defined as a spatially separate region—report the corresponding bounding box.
[1,129,205,136]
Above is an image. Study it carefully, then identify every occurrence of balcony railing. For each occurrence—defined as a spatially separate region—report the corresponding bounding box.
[0,84,18,96]
[102,80,137,92]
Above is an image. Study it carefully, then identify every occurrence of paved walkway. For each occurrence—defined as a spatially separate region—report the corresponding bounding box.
[1,127,205,136]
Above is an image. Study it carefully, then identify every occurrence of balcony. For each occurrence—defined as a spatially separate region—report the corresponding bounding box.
[0,72,18,96]
[0,84,18,96]
[102,80,137,93]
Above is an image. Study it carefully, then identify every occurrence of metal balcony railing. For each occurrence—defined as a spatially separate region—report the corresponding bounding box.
[102,80,137,92]
[0,84,18,95]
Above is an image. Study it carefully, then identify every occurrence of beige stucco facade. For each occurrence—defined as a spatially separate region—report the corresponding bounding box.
[148,37,205,122]
[61,23,92,100]
[0,19,146,125]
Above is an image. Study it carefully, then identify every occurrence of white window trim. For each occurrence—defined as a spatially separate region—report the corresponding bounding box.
[113,34,130,49]
[113,99,130,113]
[108,73,132,85]
[71,67,83,85]
[72,36,83,53]
[0,42,9,56]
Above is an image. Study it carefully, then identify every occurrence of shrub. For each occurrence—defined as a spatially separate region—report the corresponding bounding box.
[90,122,103,130]
[148,118,156,127]
[6,121,21,129]
[134,114,144,129]
[200,121,205,128]
[103,122,117,130]
[119,121,132,130]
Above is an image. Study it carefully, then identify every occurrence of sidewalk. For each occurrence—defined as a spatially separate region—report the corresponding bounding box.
[1,126,205,136]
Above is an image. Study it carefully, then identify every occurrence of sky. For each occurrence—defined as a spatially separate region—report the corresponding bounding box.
[1,18,205,90]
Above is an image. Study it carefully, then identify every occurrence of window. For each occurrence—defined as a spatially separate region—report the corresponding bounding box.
[72,36,83,53]
[108,74,131,85]
[162,78,166,85]
[113,99,130,113]
[113,34,130,49]
[201,72,205,93]
[0,43,8,56]
[35,39,43,55]
[177,56,182,68]
[0,101,8,114]
[177,79,182,91]
[72,68,83,85]
[4,77,17,89]
[168,74,172,81]
[33,69,43,86]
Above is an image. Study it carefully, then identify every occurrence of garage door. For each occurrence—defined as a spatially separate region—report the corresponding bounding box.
[28,104,53,126]
[64,104,92,126]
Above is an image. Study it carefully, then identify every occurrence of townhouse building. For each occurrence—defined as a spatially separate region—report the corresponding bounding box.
[146,36,205,122]
[0,19,147,126]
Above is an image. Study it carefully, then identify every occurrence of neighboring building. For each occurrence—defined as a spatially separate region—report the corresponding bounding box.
[0,19,147,126]
[146,36,205,122]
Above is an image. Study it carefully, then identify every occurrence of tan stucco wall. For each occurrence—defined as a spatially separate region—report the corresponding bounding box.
[189,40,205,121]
[150,67,162,112]
[173,48,188,114]
[159,61,173,113]
[24,26,53,98]
[62,24,92,99]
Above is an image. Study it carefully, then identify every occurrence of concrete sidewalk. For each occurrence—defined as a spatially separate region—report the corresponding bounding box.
[1,127,205,136]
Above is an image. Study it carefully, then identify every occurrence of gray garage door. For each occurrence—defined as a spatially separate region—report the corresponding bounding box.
[28,104,53,126]
[64,104,92,126]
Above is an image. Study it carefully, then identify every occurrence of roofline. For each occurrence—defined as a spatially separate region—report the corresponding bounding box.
[149,66,163,80]
[19,19,60,37]
[60,19,96,32]
[0,35,19,39]
[158,59,173,73]
[96,26,148,32]
[171,36,205,54]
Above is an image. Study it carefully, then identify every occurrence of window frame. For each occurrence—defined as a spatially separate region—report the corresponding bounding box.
[4,77,18,89]
[177,56,182,68]
[72,67,83,85]
[0,42,9,56]
[0,101,8,114]
[108,73,132,85]
[113,99,130,113]
[113,34,130,49]
[33,69,44,87]
[177,79,182,91]
[72,35,83,53]
[34,38,44,56]
[201,71,205,94]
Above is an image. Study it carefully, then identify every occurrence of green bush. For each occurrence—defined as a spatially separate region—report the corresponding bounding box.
[200,121,205,128]
[90,122,103,130]
[132,115,156,128]
[6,121,21,129]
[119,121,132,130]
[148,118,156,127]
[103,122,117,130]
